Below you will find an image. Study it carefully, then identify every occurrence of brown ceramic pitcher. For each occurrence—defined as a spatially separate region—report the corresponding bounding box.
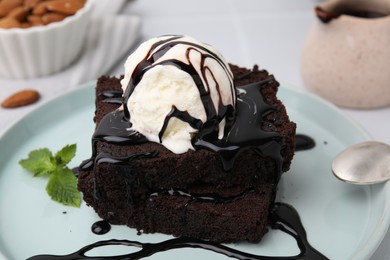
[301,0,390,109]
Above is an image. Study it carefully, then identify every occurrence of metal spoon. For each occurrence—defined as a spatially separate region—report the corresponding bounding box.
[332,141,390,185]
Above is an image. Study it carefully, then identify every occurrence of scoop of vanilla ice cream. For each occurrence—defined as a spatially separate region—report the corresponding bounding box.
[127,64,206,153]
[120,35,235,154]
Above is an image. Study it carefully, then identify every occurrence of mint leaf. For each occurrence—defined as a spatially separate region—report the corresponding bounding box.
[46,167,80,208]
[20,144,81,208]
[54,144,76,167]
[19,148,55,177]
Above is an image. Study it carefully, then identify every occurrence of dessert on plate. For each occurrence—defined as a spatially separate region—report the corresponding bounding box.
[78,35,296,243]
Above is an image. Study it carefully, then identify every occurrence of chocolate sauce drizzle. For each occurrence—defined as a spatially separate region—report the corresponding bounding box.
[71,35,325,259]
[199,78,283,176]
[80,36,285,198]
[27,203,327,260]
[80,78,284,202]
[117,35,284,173]
[82,78,282,174]
[122,35,235,124]
[28,95,324,258]
[74,132,320,259]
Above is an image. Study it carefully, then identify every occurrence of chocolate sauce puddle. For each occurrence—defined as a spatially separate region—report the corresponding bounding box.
[27,202,327,260]
[91,220,111,235]
[295,134,315,151]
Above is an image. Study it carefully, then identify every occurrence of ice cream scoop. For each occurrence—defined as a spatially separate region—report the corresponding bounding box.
[120,35,235,154]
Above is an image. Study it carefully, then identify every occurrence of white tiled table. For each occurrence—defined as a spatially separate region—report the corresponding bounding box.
[109,1,390,259]
[1,0,389,259]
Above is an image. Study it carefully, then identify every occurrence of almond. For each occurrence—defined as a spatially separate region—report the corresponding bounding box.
[46,0,86,15]
[6,6,29,22]
[0,17,21,29]
[0,0,23,18]
[27,14,43,26]
[41,12,66,24]
[1,0,86,28]
[1,89,40,108]
[32,1,49,15]
[24,0,44,9]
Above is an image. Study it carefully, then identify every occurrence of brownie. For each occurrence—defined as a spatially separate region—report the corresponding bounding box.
[78,64,296,243]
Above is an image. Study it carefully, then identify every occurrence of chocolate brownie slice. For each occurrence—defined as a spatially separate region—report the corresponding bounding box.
[78,64,296,243]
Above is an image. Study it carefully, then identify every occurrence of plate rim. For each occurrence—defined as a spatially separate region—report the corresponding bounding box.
[281,86,390,259]
[0,81,95,138]
[0,82,389,260]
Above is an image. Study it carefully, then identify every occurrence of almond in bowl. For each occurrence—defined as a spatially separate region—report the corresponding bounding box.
[0,0,94,79]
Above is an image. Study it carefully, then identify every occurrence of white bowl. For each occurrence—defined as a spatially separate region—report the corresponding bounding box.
[0,0,94,79]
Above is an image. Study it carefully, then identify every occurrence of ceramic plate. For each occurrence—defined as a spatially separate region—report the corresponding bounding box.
[0,82,389,260]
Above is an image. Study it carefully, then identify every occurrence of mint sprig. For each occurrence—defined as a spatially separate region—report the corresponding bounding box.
[19,144,80,207]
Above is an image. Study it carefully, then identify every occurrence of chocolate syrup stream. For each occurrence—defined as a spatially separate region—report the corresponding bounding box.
[98,89,314,155]
[69,133,317,260]
[158,105,203,143]
[123,36,235,108]
[206,79,283,176]
[31,110,319,258]
[69,36,325,259]
[27,202,327,260]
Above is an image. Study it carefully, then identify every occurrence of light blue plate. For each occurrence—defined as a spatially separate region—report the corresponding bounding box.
[0,82,389,260]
